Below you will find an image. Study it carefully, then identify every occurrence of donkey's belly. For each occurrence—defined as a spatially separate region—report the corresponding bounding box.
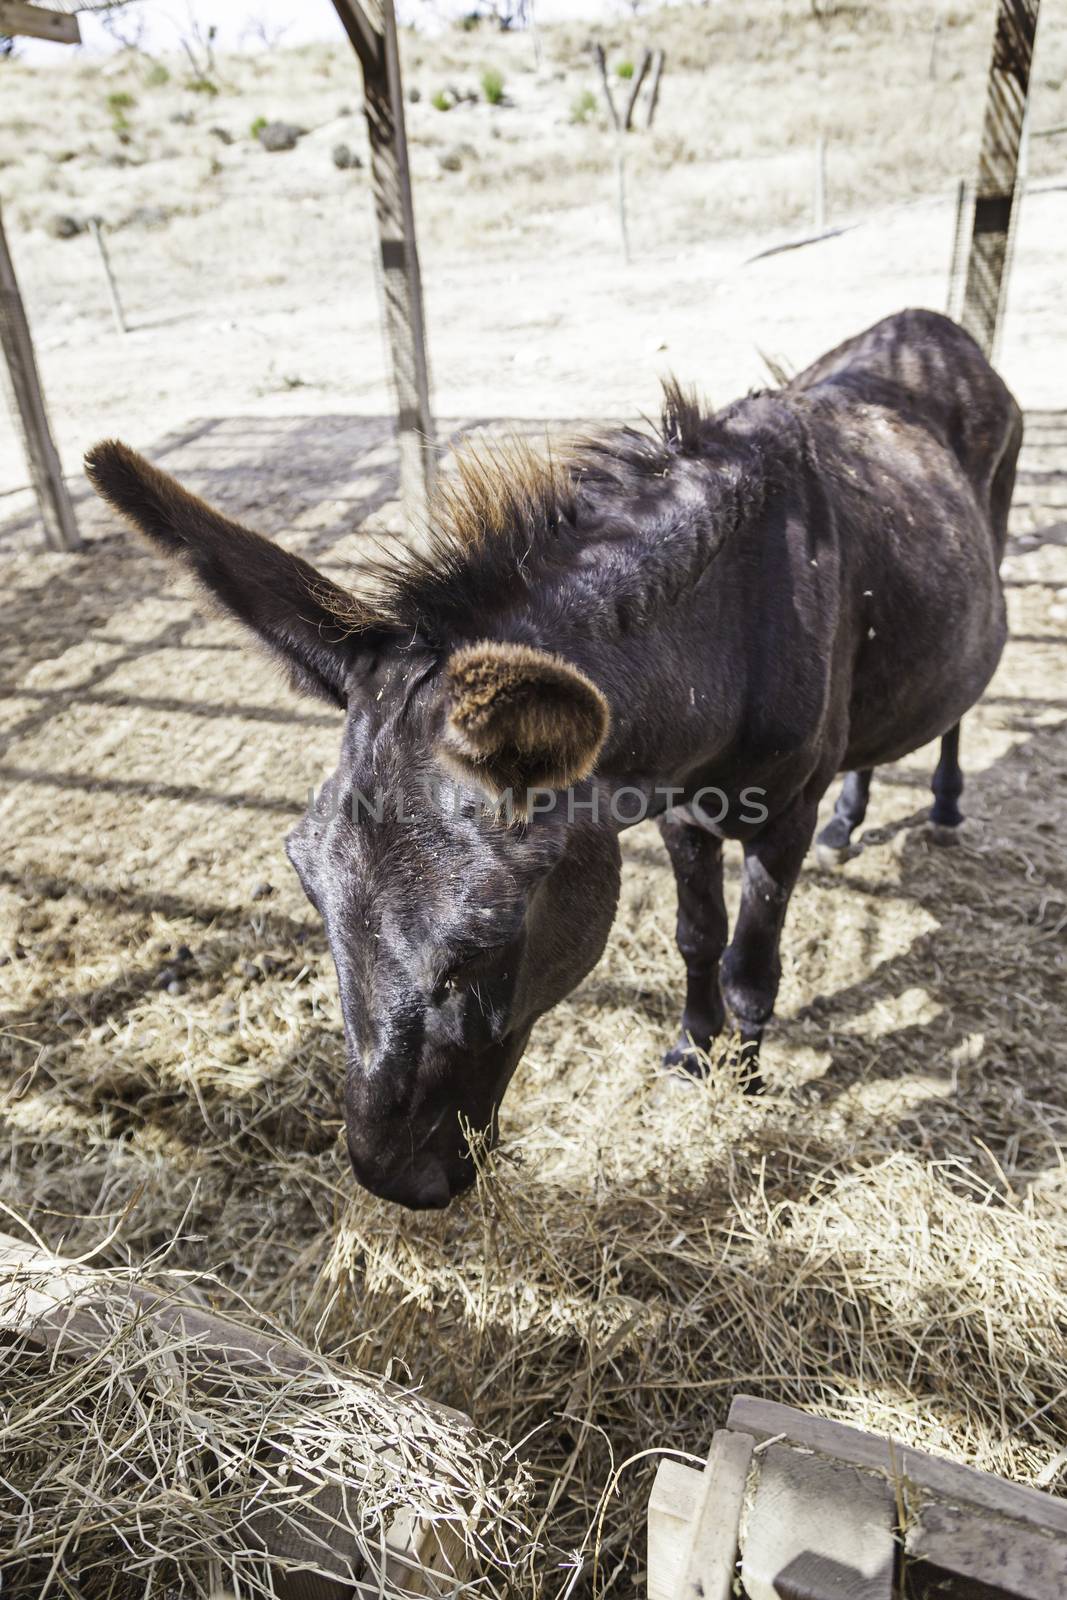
[839,554,1008,772]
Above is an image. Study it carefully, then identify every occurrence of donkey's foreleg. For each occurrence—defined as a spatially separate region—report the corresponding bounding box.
[929,722,963,844]
[720,797,818,1094]
[815,768,873,868]
[658,808,727,1076]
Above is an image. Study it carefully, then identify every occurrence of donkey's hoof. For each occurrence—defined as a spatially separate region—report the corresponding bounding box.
[662,1041,711,1080]
[926,821,962,848]
[815,840,854,870]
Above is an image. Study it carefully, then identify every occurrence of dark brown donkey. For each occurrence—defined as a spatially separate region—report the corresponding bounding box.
[87,309,1021,1210]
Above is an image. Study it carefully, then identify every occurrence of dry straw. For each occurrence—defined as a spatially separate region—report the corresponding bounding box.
[0,1231,532,1599]
[1,417,1065,1593]
[1,792,1066,1596]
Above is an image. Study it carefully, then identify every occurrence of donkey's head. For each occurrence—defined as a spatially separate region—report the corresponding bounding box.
[86,442,621,1208]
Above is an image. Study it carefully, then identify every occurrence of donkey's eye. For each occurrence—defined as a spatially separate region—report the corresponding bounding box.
[432,945,506,1001]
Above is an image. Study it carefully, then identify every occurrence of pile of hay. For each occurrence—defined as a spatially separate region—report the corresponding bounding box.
[2,781,1065,1596]
[1,453,1065,1594]
[0,1232,531,1599]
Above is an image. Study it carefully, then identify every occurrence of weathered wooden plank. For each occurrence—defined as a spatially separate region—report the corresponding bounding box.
[960,0,1041,357]
[905,1499,1067,1600]
[331,0,435,530]
[648,1458,704,1600]
[0,1,80,43]
[683,1429,754,1600]
[648,1433,755,1600]
[741,1442,895,1600]
[728,1396,1067,1540]
[0,203,80,550]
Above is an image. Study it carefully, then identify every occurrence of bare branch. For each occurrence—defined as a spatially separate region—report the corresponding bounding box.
[622,48,652,132]
[593,42,620,133]
[645,48,665,128]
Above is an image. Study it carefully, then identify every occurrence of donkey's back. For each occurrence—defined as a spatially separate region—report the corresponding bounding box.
[764,310,1021,776]
[790,307,1022,532]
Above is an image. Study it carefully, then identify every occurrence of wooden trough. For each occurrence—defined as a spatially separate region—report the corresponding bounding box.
[648,1395,1067,1600]
[0,1231,492,1598]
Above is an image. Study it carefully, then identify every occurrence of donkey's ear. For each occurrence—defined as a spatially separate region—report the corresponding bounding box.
[440,641,610,800]
[85,440,376,707]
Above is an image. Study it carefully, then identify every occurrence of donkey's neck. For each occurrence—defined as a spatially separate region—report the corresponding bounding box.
[471,446,754,792]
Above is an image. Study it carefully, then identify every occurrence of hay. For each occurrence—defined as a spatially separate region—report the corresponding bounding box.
[0,1230,531,1599]
[1,446,1065,1594]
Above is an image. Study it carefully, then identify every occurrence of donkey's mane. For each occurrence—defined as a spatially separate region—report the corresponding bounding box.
[330,378,716,647]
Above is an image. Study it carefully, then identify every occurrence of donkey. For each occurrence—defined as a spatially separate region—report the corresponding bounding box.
[86,309,1021,1210]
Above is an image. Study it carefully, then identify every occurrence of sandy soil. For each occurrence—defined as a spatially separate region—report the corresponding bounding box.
[1,0,1066,510]
[1,4,1066,1594]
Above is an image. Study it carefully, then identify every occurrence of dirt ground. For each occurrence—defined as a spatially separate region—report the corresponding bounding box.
[2,3,1067,1595]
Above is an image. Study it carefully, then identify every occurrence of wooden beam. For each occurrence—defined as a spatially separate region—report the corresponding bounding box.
[960,0,1041,358]
[682,1430,754,1600]
[0,1,80,44]
[905,1499,1067,1600]
[331,0,435,529]
[331,0,382,74]
[649,1434,757,1600]
[728,1395,1067,1540]
[0,203,80,550]
[648,1459,704,1600]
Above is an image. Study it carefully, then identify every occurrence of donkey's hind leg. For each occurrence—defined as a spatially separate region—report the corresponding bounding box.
[928,723,964,844]
[815,769,873,868]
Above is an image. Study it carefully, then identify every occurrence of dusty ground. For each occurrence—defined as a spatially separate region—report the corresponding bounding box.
[2,0,1067,507]
[1,3,1067,1595]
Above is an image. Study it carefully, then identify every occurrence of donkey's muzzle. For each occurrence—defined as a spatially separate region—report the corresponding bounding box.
[345,1141,472,1210]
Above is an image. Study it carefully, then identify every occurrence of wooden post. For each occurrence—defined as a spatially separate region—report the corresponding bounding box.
[331,0,435,530]
[960,0,1041,359]
[89,218,128,335]
[946,177,970,320]
[0,203,79,551]
[813,133,827,229]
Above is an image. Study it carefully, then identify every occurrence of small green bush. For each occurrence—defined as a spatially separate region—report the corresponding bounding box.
[616,60,634,80]
[107,90,134,134]
[431,90,453,112]
[144,62,170,88]
[250,115,268,139]
[186,77,219,96]
[570,89,597,125]
[481,68,504,105]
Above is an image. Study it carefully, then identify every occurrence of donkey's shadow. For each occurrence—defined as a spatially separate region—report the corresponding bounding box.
[767,713,1067,1186]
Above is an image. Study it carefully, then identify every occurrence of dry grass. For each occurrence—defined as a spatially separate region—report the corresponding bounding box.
[0,438,1065,1593]
[0,1245,530,1599]
[0,4,1065,1590]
